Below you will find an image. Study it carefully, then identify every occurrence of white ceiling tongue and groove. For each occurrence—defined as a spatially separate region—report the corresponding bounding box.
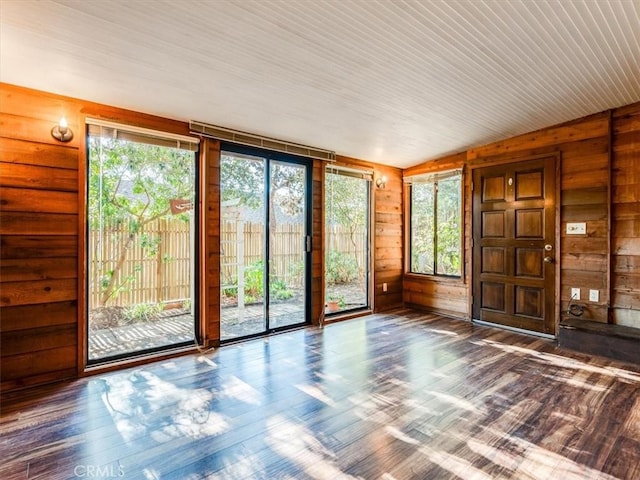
[1,0,638,168]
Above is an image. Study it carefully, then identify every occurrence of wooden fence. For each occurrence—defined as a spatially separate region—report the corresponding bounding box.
[89,218,193,308]
[90,218,366,307]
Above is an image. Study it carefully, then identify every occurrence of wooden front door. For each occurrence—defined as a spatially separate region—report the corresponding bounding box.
[472,157,556,335]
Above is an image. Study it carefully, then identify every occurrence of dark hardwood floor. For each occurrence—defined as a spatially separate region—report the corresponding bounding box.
[2,309,639,479]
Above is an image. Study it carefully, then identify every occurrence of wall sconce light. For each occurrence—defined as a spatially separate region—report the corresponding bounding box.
[51,117,73,142]
[376,175,387,189]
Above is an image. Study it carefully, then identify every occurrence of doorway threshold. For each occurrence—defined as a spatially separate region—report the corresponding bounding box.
[473,319,556,340]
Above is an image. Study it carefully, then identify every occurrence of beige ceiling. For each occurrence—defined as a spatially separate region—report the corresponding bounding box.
[1,0,639,168]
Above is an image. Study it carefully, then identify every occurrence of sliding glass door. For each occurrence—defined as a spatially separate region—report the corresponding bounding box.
[220,146,311,341]
[87,121,198,363]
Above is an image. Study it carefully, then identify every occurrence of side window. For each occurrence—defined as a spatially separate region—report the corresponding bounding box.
[409,170,462,277]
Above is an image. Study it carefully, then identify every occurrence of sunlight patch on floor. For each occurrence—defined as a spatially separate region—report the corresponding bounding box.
[425,390,483,413]
[384,425,420,445]
[348,392,397,425]
[296,383,337,407]
[100,371,229,444]
[220,375,261,405]
[472,339,640,383]
[467,426,620,480]
[266,415,360,480]
[424,328,459,336]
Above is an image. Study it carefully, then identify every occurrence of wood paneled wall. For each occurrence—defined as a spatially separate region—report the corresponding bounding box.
[1,86,82,391]
[468,111,612,323]
[312,159,325,323]
[1,82,636,393]
[0,83,398,393]
[406,103,640,329]
[0,83,194,392]
[201,139,220,345]
[373,164,404,311]
[612,103,640,328]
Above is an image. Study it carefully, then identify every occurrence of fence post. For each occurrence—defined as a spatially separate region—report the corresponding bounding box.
[157,220,164,305]
[238,220,245,309]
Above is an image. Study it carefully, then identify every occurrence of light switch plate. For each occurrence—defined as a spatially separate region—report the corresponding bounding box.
[589,289,599,302]
[571,288,580,300]
[566,222,586,235]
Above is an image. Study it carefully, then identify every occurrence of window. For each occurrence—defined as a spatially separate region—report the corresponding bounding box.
[408,169,462,277]
[86,119,199,363]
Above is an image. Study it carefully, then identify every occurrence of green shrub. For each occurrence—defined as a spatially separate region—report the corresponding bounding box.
[244,260,264,299]
[124,302,162,323]
[326,250,358,285]
[271,278,294,301]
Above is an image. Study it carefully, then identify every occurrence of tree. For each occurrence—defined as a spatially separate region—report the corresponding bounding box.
[220,154,305,220]
[89,136,194,306]
[410,175,461,276]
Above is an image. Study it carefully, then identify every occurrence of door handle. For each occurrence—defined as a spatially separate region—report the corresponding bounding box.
[544,256,554,264]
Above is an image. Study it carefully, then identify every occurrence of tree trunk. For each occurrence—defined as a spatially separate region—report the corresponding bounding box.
[100,232,135,305]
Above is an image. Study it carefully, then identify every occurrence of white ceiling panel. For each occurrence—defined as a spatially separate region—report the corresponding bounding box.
[1,0,638,168]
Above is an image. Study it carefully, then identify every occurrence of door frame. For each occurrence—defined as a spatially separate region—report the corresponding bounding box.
[219,142,313,342]
[323,165,373,316]
[469,153,561,337]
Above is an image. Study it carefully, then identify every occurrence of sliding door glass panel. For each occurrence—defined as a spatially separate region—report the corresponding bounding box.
[87,128,196,362]
[269,161,307,328]
[220,146,310,341]
[220,152,266,341]
[325,170,370,314]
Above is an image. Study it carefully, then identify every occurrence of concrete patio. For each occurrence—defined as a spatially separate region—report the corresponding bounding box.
[89,302,305,359]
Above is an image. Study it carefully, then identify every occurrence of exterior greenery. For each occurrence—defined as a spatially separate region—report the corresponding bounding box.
[325,171,368,287]
[88,134,195,306]
[220,153,299,304]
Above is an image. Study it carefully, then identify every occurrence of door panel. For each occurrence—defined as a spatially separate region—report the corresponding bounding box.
[473,157,556,334]
[220,147,310,341]
[268,161,307,329]
[220,152,267,340]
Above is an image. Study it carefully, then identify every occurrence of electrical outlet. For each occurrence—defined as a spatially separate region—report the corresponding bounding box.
[589,289,599,302]
[571,288,580,300]
[382,283,388,292]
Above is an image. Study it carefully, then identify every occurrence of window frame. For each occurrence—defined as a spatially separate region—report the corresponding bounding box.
[407,169,463,278]
[85,119,201,366]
